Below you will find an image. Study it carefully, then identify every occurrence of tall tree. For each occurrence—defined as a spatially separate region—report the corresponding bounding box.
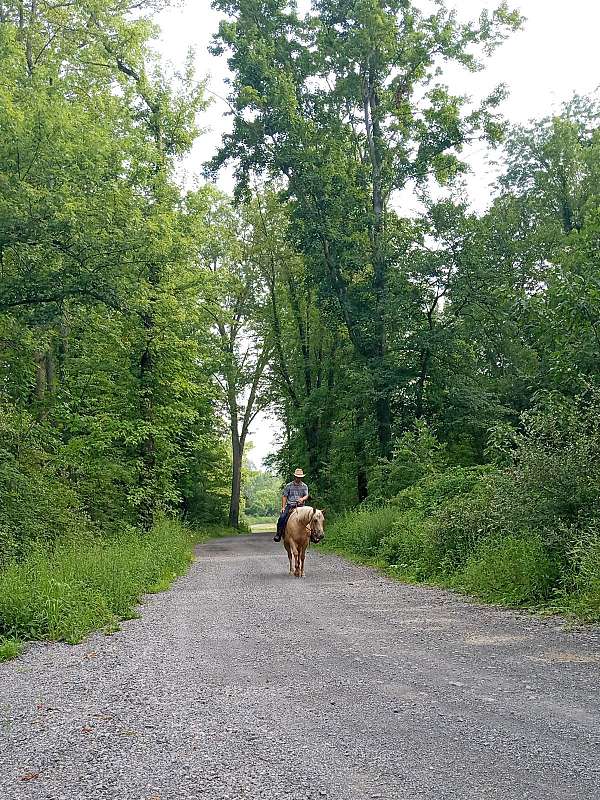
[248,192,342,494]
[209,0,521,469]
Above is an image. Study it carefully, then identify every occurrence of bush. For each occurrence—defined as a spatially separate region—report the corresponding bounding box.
[369,421,447,499]
[566,522,600,620]
[321,505,398,559]
[454,534,559,605]
[316,392,600,621]
[381,466,498,576]
[426,469,504,574]
[378,511,435,580]
[0,517,195,647]
[0,638,22,662]
[507,393,600,555]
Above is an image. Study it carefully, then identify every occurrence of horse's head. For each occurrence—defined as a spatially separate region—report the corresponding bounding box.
[309,509,325,543]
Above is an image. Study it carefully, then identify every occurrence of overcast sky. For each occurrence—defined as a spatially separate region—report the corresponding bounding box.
[154,0,600,470]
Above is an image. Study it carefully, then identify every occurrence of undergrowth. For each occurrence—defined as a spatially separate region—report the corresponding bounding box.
[0,519,234,660]
[322,464,600,623]
[321,397,600,622]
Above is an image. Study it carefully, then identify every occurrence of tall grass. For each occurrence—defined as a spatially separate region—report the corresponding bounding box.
[0,518,224,659]
[320,505,398,560]
[321,466,600,621]
[453,534,559,605]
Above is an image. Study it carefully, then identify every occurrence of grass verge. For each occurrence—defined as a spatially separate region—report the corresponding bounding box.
[320,507,600,623]
[0,638,22,661]
[0,519,236,661]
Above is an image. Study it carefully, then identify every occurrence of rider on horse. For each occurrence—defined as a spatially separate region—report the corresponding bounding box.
[273,468,309,542]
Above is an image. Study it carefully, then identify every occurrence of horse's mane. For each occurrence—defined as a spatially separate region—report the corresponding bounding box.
[294,506,323,524]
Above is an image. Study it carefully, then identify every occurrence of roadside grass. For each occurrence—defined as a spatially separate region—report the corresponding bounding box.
[250,522,277,533]
[0,638,22,662]
[0,519,236,661]
[319,506,398,559]
[320,507,600,623]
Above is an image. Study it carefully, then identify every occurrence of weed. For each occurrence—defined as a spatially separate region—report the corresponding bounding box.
[0,518,218,659]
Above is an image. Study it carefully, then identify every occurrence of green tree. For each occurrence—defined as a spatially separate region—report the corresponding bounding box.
[0,0,230,555]
[210,0,521,471]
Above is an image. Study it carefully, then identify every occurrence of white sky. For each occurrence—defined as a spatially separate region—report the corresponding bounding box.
[154,0,600,469]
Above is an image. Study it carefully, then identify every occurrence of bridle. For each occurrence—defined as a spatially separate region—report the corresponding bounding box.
[308,509,323,543]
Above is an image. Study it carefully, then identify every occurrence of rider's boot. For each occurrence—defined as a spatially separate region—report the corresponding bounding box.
[274,517,285,542]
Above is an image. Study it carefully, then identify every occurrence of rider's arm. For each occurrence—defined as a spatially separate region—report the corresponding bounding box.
[298,485,309,504]
[281,494,287,512]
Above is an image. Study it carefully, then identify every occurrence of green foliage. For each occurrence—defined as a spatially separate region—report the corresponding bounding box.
[212,0,522,484]
[378,511,435,581]
[454,535,559,606]
[0,518,196,650]
[244,469,281,517]
[0,0,231,558]
[1,0,600,638]
[0,638,22,662]
[369,421,447,499]
[377,465,495,578]
[321,505,398,559]
[567,524,600,620]
[324,392,600,618]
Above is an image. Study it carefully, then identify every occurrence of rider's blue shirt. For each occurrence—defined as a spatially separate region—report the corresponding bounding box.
[283,481,308,508]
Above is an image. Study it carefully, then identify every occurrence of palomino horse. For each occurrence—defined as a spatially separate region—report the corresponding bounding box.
[283,506,325,577]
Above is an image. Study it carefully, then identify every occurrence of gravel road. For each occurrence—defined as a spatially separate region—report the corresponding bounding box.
[1,533,599,800]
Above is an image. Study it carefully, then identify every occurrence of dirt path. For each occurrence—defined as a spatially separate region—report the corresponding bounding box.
[1,533,599,799]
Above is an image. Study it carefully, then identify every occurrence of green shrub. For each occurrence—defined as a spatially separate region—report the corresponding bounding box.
[454,534,559,605]
[382,466,497,575]
[566,523,600,620]
[369,421,447,499]
[507,393,600,553]
[0,638,22,661]
[426,470,504,574]
[322,506,398,558]
[317,394,600,620]
[0,517,194,647]
[392,465,493,514]
[378,510,435,580]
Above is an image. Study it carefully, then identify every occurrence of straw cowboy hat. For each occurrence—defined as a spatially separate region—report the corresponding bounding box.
[294,468,305,478]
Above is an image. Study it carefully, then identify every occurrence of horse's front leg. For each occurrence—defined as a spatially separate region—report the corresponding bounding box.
[284,542,293,574]
[300,543,307,577]
[294,546,301,578]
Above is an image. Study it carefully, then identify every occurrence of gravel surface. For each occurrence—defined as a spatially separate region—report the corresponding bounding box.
[1,532,600,800]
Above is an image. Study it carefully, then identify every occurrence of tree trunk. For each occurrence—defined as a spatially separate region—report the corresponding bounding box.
[354,408,369,503]
[304,415,321,482]
[415,348,430,419]
[367,64,392,459]
[228,437,243,528]
[137,303,157,530]
[57,317,69,385]
[44,349,55,394]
